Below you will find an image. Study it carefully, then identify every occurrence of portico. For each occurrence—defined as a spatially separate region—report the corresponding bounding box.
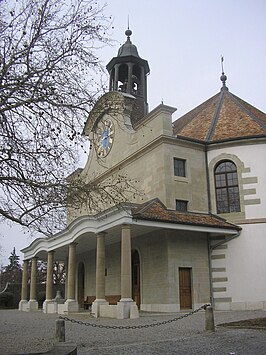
[19,208,140,318]
[19,199,240,318]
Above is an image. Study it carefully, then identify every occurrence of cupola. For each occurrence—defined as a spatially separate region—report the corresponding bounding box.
[106,28,150,124]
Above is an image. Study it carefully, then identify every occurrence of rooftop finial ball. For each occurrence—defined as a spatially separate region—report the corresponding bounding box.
[125,29,132,36]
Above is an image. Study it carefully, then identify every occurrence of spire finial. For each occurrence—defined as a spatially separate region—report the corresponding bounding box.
[125,16,132,41]
[220,55,228,91]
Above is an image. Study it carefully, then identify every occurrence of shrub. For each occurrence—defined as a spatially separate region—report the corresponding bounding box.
[0,292,14,308]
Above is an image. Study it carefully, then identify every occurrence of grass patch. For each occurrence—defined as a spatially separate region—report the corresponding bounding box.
[219,318,266,330]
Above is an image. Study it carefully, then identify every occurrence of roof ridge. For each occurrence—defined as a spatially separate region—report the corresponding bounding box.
[205,90,225,142]
[229,92,266,130]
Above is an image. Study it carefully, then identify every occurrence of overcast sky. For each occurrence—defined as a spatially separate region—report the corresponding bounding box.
[1,0,266,266]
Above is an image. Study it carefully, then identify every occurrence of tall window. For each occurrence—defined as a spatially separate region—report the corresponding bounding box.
[214,161,240,214]
[174,158,186,177]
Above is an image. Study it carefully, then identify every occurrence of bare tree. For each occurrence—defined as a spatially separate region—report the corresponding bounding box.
[0,0,141,236]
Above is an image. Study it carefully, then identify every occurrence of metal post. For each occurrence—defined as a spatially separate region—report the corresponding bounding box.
[205,305,215,332]
[55,318,65,342]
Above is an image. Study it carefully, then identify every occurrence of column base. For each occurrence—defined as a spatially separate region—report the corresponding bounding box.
[27,300,38,312]
[91,299,109,318]
[117,299,139,319]
[43,300,58,314]
[18,300,29,312]
[58,299,79,314]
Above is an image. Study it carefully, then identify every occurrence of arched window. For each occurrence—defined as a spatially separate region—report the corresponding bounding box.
[118,64,128,92]
[214,161,240,214]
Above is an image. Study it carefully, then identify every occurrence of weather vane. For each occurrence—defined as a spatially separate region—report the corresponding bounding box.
[220,55,228,89]
[221,55,224,74]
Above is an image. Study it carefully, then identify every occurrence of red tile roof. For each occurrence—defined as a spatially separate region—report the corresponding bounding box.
[173,89,266,143]
[132,199,241,231]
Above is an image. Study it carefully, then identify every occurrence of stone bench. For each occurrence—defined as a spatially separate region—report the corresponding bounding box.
[83,295,121,309]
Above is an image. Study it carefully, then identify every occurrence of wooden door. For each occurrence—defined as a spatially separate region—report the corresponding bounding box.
[132,250,140,308]
[179,268,192,309]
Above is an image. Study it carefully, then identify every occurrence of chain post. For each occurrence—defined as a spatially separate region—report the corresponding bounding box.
[204,304,215,332]
[55,318,65,342]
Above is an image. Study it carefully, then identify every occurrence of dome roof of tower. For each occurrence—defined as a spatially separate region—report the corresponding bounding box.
[117,28,140,57]
[117,39,139,57]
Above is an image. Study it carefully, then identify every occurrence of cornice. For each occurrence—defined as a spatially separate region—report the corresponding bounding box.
[84,134,205,185]
[21,208,133,260]
[206,136,266,150]
[232,218,266,225]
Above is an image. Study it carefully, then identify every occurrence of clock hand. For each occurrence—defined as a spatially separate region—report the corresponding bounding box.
[101,131,113,142]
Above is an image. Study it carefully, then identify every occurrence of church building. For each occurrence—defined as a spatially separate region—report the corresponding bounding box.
[19,29,266,318]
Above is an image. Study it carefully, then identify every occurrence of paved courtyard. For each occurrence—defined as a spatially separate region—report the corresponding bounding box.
[0,308,265,354]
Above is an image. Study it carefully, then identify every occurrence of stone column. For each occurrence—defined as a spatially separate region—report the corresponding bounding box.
[60,243,79,313]
[46,251,54,300]
[96,232,106,300]
[19,259,29,311]
[43,251,55,313]
[120,224,132,300]
[92,232,108,318]
[67,243,76,300]
[117,224,139,319]
[28,257,38,311]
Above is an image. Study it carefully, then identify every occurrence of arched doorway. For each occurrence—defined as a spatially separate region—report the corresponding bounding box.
[132,250,141,308]
[77,262,85,308]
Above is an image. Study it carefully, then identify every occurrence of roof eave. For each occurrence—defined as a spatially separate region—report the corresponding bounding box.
[132,216,241,235]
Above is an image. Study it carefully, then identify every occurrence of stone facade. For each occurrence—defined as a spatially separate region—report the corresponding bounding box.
[20,29,266,316]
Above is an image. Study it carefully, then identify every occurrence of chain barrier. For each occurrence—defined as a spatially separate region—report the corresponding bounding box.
[59,303,210,330]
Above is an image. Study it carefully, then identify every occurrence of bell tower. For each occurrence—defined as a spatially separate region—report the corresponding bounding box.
[106,28,150,125]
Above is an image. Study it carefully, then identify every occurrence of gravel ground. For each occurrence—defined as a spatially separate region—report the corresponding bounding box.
[0,309,266,354]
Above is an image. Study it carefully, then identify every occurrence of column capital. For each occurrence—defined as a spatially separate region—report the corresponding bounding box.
[69,242,78,246]
[97,231,107,238]
[68,242,78,250]
[121,224,132,230]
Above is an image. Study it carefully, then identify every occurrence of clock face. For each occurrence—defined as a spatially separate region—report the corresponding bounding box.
[94,118,114,157]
